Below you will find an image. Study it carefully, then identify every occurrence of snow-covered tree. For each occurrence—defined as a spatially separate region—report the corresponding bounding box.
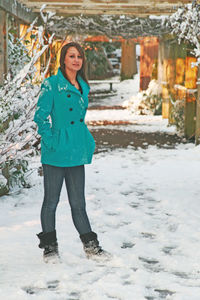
[0,6,55,196]
[166,0,200,65]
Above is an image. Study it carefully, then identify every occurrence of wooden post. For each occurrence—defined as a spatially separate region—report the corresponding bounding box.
[195,65,200,145]
[160,38,175,120]
[158,39,169,119]
[184,56,198,139]
[121,39,137,80]
[157,38,163,92]
[161,38,186,121]
[161,57,170,119]
[140,36,159,90]
[166,57,176,124]
[0,9,8,86]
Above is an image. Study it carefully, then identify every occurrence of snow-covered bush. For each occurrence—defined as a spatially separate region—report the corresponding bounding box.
[123,79,162,115]
[170,98,185,136]
[1,160,30,195]
[0,7,55,196]
[0,174,9,197]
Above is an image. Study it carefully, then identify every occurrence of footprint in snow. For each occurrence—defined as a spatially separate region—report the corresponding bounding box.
[139,257,164,273]
[154,289,175,298]
[141,232,156,239]
[69,291,81,299]
[145,287,175,299]
[128,201,140,208]
[162,245,177,255]
[47,280,59,290]
[22,286,45,295]
[22,280,59,295]
[172,271,190,279]
[121,242,135,249]
[168,223,179,232]
[120,191,133,196]
[139,256,159,265]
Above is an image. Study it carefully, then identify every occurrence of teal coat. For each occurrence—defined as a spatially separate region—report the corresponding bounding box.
[34,68,95,167]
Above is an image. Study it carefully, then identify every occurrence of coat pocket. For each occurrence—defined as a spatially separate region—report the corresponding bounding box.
[53,128,69,152]
[42,135,54,151]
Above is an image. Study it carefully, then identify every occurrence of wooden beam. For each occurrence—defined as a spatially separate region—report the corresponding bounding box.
[26,8,186,16]
[18,1,193,9]
[19,0,193,4]
[17,0,195,16]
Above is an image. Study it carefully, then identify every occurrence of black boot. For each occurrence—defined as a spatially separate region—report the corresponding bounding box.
[80,231,110,260]
[37,230,60,263]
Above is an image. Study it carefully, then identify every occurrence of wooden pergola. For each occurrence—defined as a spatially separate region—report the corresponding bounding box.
[17,0,193,16]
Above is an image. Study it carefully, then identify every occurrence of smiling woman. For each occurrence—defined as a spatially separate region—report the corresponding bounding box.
[59,42,88,91]
[34,42,110,263]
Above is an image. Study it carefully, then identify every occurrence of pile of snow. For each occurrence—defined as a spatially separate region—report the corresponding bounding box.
[122,79,161,115]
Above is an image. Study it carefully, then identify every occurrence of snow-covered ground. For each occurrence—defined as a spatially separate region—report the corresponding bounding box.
[1,73,200,300]
[1,143,200,300]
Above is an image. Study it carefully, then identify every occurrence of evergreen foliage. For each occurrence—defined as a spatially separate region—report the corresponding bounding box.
[84,42,114,79]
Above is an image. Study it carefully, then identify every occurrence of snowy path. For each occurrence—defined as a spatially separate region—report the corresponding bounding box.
[1,144,200,300]
[86,73,176,135]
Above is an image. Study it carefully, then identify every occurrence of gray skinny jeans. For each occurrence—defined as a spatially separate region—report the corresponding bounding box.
[41,164,92,235]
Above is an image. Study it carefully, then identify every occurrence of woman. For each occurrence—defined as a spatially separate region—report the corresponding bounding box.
[34,42,108,263]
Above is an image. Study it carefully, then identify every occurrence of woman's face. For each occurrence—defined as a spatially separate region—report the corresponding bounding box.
[64,47,83,73]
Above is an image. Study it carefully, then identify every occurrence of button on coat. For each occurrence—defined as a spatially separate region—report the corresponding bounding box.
[34,68,95,167]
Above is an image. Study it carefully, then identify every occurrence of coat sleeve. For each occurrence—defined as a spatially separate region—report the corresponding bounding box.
[34,79,54,150]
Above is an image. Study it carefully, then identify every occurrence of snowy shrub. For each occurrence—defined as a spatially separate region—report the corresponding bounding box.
[123,79,162,115]
[0,7,55,196]
[1,160,30,194]
[0,174,9,197]
[170,99,185,136]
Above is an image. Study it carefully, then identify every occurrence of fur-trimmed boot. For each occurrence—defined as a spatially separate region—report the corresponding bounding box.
[80,231,111,260]
[37,230,60,263]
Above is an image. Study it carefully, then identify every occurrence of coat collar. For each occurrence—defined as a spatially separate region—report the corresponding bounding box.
[56,67,90,97]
